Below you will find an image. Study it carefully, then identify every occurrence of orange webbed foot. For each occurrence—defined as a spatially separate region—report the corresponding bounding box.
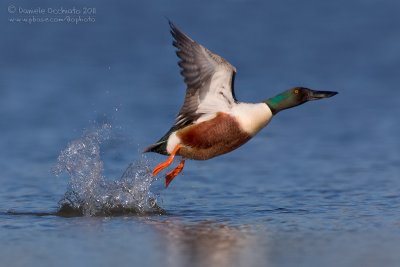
[152,144,181,177]
[165,159,185,188]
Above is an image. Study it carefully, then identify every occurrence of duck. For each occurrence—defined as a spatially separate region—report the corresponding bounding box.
[144,21,337,187]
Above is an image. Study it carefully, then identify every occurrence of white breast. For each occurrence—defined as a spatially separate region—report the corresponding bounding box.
[230,103,273,136]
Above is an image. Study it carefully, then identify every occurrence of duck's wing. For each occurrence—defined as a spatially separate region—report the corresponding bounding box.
[170,21,237,129]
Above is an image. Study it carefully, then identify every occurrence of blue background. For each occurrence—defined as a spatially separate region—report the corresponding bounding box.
[1,1,399,266]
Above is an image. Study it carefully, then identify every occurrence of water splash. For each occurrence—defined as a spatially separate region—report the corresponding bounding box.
[54,124,164,216]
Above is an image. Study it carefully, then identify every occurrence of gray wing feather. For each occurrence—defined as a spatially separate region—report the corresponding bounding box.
[169,21,237,129]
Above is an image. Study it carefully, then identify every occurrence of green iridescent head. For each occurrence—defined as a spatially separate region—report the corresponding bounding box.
[265,87,338,115]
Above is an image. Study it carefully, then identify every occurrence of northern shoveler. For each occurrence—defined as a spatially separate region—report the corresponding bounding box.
[144,22,338,187]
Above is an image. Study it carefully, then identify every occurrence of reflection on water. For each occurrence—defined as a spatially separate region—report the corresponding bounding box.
[146,219,400,267]
[149,220,263,267]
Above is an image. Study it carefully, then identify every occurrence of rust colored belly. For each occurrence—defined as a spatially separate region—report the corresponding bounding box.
[176,112,251,160]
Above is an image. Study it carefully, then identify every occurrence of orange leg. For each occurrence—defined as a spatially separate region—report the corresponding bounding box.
[165,159,185,188]
[152,144,181,177]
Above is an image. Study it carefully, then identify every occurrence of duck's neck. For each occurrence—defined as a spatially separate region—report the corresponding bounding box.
[265,92,301,115]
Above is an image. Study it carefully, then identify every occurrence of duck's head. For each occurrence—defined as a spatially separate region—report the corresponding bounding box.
[265,87,338,115]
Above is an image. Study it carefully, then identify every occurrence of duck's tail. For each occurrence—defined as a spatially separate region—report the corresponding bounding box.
[143,141,168,155]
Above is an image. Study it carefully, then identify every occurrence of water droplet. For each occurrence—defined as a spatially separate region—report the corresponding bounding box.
[54,124,163,216]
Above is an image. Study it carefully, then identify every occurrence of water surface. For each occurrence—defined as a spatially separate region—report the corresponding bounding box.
[1,0,400,266]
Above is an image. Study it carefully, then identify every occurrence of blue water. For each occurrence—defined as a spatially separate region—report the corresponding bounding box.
[1,0,400,266]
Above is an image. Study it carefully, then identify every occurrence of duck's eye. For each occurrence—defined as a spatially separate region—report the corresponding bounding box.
[294,89,299,94]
